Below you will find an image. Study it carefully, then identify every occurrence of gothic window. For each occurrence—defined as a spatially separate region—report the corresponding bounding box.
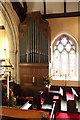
[52,35,77,80]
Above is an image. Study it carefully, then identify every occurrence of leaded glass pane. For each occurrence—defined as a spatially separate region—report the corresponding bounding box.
[58,44,64,52]
[54,46,56,51]
[54,61,60,76]
[56,40,60,45]
[69,40,73,45]
[65,43,71,52]
[61,50,68,75]
[53,35,77,80]
[54,50,60,60]
[61,37,67,45]
[54,50,60,75]
[72,45,75,51]
[69,50,75,76]
[70,50,75,54]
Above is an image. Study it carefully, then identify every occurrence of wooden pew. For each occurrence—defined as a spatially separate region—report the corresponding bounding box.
[0,107,49,120]
[71,87,78,101]
[67,100,77,112]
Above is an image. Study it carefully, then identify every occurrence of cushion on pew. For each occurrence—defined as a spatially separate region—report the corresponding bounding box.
[66,92,74,101]
[53,95,59,100]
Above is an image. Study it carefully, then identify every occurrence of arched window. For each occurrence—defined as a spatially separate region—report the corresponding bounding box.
[52,35,77,80]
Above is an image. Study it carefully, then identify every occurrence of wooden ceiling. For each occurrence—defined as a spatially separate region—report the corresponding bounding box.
[9,1,80,23]
[11,2,27,22]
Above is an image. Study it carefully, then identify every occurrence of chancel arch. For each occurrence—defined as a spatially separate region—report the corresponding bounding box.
[0,2,19,84]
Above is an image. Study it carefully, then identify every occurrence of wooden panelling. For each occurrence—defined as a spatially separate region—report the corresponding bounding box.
[19,63,49,87]
[19,63,49,101]
[52,80,65,86]
[52,80,80,87]
[66,81,80,87]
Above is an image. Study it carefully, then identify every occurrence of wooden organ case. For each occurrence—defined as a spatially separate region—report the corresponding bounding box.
[19,12,51,95]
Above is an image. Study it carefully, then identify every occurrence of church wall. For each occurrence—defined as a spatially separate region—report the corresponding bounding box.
[1,2,79,87]
[47,17,78,42]
[47,17,80,87]
[78,16,80,86]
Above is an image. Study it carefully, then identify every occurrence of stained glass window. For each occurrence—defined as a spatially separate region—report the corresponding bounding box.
[61,50,68,75]
[53,35,77,80]
[54,50,60,76]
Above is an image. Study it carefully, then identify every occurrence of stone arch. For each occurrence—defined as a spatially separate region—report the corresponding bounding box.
[0,2,19,84]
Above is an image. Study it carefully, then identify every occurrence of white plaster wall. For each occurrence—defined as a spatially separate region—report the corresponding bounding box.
[27,2,44,14]
[27,2,79,14]
[46,2,64,14]
[66,2,78,12]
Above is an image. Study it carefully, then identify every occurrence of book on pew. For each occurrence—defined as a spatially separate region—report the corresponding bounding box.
[20,101,32,110]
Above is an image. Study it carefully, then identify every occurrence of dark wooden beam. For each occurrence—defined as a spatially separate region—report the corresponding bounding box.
[43,0,46,15]
[0,26,5,30]
[42,12,80,19]
[64,0,66,13]
[11,2,27,23]
[0,65,12,67]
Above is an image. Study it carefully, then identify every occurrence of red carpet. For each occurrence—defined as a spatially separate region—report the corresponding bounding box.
[56,112,80,119]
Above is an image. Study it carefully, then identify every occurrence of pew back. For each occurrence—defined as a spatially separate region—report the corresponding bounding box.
[0,107,49,120]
